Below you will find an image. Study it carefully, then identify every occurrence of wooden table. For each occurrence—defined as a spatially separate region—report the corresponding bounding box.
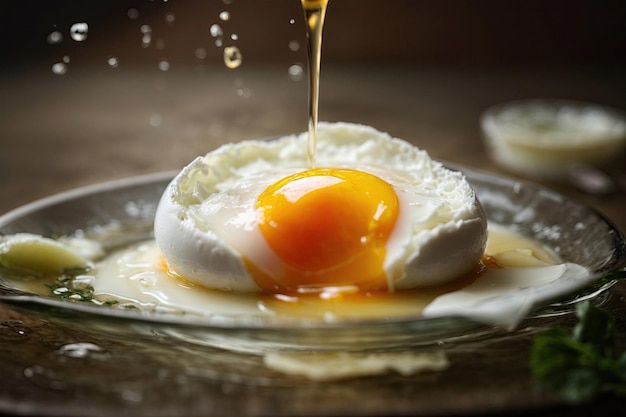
[1,62,625,416]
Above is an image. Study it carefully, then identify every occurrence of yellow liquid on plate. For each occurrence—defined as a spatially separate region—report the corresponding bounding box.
[0,226,562,322]
[3,227,568,322]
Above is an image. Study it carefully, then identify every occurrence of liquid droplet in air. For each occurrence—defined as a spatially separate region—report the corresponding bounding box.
[236,87,252,98]
[210,23,224,48]
[127,8,139,20]
[51,62,68,75]
[219,11,230,21]
[158,59,170,71]
[195,47,207,60]
[223,46,242,69]
[69,22,88,42]
[288,40,300,52]
[140,25,152,48]
[165,12,176,26]
[210,24,223,38]
[46,31,63,44]
[288,64,304,81]
[107,56,119,68]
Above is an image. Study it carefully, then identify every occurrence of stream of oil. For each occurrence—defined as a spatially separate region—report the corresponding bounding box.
[301,0,330,168]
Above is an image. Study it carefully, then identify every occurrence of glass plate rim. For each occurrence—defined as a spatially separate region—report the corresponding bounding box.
[1,166,625,334]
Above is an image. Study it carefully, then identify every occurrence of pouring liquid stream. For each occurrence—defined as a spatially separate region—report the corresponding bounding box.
[301,0,329,169]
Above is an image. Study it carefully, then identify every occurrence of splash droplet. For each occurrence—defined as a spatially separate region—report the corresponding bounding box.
[288,64,304,81]
[62,55,70,63]
[127,8,139,20]
[51,62,68,75]
[194,47,207,60]
[140,24,152,48]
[107,56,119,68]
[209,24,223,38]
[165,12,176,26]
[158,59,170,71]
[289,18,296,25]
[46,31,63,45]
[69,22,88,42]
[223,46,242,69]
[288,40,300,52]
[230,33,238,41]
[219,11,230,21]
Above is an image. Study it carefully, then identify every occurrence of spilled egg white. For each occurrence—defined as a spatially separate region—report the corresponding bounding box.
[154,122,488,292]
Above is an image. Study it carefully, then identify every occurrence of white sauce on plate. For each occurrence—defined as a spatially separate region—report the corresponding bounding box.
[83,224,588,327]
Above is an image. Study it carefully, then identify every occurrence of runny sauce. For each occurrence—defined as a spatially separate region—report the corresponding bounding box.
[2,227,568,321]
[86,226,562,321]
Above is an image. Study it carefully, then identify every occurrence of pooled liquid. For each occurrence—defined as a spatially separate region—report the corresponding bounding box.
[97,225,562,320]
[0,224,563,322]
[2,223,582,323]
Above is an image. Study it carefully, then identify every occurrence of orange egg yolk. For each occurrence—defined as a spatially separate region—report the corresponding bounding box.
[250,168,399,293]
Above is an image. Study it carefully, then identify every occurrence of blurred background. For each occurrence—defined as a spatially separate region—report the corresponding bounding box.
[1,3,626,416]
[2,0,626,68]
[1,0,626,218]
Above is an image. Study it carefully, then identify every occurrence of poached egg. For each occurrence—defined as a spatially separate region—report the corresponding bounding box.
[154,122,488,294]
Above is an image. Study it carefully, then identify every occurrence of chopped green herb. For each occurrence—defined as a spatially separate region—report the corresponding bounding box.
[47,272,95,302]
[530,300,626,404]
[46,271,120,306]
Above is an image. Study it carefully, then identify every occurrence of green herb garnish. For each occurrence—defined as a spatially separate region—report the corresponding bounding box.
[47,271,95,302]
[530,300,626,404]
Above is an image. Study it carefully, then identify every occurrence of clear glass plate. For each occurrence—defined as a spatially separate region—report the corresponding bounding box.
[1,166,624,352]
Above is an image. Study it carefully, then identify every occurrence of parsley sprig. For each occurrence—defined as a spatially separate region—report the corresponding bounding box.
[530,300,626,404]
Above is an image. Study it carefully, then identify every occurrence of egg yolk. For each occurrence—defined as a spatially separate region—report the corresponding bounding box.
[251,168,399,293]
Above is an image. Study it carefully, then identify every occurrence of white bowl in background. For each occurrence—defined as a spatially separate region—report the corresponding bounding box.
[481,99,626,181]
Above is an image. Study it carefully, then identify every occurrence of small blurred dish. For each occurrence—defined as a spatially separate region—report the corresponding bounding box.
[480,99,626,183]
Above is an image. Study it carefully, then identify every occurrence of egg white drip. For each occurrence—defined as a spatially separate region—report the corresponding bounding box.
[154,122,488,292]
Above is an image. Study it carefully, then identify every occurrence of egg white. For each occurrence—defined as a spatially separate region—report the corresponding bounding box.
[154,122,488,292]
